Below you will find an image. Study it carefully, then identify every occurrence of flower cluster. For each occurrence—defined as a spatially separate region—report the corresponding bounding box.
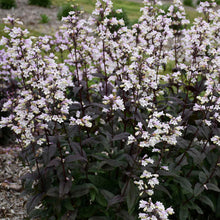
[0,0,219,219]
[0,16,73,147]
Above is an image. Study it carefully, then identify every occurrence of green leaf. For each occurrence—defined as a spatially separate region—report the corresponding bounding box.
[63,199,75,211]
[61,210,77,220]
[206,183,220,192]
[126,180,138,214]
[175,153,188,167]
[78,205,99,218]
[96,191,108,207]
[194,183,204,197]
[88,175,113,189]
[71,183,97,198]
[90,190,96,202]
[89,217,109,220]
[155,184,172,198]
[179,206,189,220]
[199,195,215,212]
[188,148,205,165]
[117,210,136,220]
[99,159,127,169]
[28,208,45,219]
[216,193,220,217]
[189,203,203,214]
[199,172,207,183]
[176,177,193,194]
[100,189,115,201]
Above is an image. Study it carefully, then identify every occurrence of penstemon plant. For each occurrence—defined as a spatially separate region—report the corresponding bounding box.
[0,0,220,219]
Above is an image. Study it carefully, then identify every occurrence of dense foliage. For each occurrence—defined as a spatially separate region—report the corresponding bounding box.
[40,14,50,24]
[0,0,220,219]
[28,0,51,8]
[106,8,130,31]
[0,0,16,9]
[57,4,80,21]
[183,0,193,6]
[197,0,220,5]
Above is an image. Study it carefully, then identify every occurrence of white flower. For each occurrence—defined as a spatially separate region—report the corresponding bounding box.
[148,177,159,188]
[127,135,136,145]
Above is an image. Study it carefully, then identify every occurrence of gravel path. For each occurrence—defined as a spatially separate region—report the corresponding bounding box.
[0,146,28,219]
[0,0,61,34]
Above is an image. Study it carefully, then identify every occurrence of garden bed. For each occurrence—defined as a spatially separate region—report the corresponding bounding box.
[0,0,220,219]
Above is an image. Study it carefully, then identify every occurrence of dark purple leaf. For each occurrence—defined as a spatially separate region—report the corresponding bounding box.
[112,132,130,141]
[46,187,59,197]
[59,179,72,197]
[46,158,60,168]
[108,195,124,208]
[65,154,87,163]
[26,193,44,214]
[49,144,57,159]
[71,183,96,198]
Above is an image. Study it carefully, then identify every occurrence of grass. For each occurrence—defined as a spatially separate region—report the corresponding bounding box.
[0,0,203,39]
[185,8,202,24]
[0,23,6,38]
[0,22,44,39]
[52,0,201,25]
[52,0,142,23]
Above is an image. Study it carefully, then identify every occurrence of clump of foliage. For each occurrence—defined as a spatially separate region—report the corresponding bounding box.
[40,14,50,24]
[197,0,220,5]
[57,4,80,21]
[28,0,51,7]
[183,0,194,6]
[158,4,170,14]
[106,8,130,31]
[0,0,16,9]
[0,0,220,220]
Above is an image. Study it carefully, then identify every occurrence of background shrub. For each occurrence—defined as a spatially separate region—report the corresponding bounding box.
[28,0,51,7]
[158,4,170,14]
[197,0,220,5]
[107,8,130,29]
[0,0,16,9]
[183,0,194,7]
[40,14,50,23]
[57,4,80,20]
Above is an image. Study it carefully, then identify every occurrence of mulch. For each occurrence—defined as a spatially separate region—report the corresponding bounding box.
[0,145,28,220]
